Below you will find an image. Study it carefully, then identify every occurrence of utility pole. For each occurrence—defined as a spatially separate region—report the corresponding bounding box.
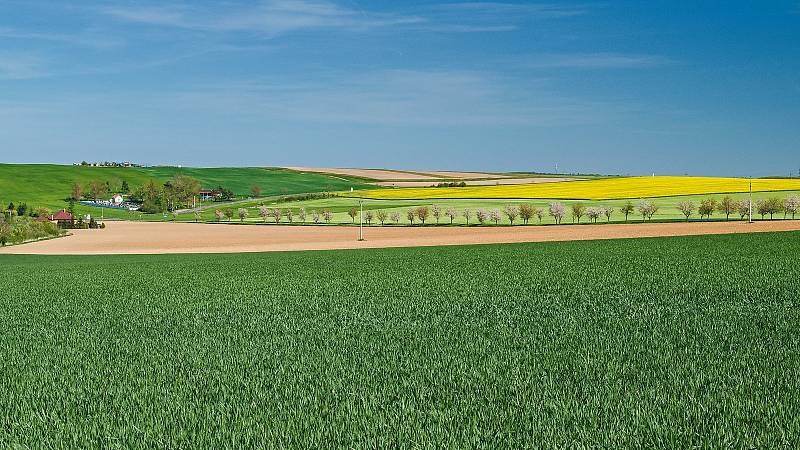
[749,179,753,224]
[358,199,365,241]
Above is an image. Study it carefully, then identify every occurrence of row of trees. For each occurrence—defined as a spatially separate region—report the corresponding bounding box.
[70,180,130,201]
[208,194,800,226]
[677,195,800,221]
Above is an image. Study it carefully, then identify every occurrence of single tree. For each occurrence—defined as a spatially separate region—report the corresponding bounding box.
[570,203,586,223]
[548,202,566,224]
[490,209,501,225]
[348,208,358,223]
[637,200,653,222]
[286,209,294,223]
[476,209,488,225]
[445,207,457,225]
[390,211,401,224]
[586,207,601,223]
[312,210,321,224]
[756,199,768,219]
[677,200,695,222]
[462,208,472,225]
[364,210,374,225]
[534,207,544,223]
[718,196,735,220]
[298,207,307,223]
[431,205,442,224]
[736,199,750,220]
[503,205,519,225]
[251,185,262,198]
[71,182,83,201]
[238,208,248,222]
[518,204,533,224]
[376,210,388,225]
[224,208,234,222]
[698,199,717,220]
[620,201,635,222]
[406,209,416,225]
[323,210,333,223]
[89,180,108,202]
[603,206,614,222]
[259,206,270,223]
[765,197,783,220]
[271,208,283,223]
[416,206,430,224]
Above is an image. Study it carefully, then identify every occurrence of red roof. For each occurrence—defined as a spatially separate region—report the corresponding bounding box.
[50,210,73,221]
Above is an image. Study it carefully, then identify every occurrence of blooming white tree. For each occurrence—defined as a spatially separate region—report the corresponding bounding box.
[476,209,488,224]
[323,210,333,223]
[270,207,282,223]
[312,210,321,224]
[677,201,695,222]
[490,209,501,225]
[238,208,249,222]
[259,206,270,223]
[431,204,442,224]
[503,205,519,225]
[603,206,614,222]
[286,209,293,223]
[390,211,401,224]
[462,208,472,225]
[376,210,387,225]
[534,207,544,223]
[638,200,654,221]
[445,207,457,224]
[736,199,750,220]
[784,195,800,219]
[298,207,307,223]
[214,209,224,222]
[548,202,566,224]
[586,207,601,223]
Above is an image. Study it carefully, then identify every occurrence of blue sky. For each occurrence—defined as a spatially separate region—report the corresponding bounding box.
[1,0,798,176]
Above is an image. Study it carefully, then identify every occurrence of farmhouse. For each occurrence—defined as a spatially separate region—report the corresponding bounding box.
[45,210,73,226]
[199,190,220,201]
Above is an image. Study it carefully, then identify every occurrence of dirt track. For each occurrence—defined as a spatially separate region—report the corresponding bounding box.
[2,220,799,255]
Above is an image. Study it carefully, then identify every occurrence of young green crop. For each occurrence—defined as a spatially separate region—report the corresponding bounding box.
[1,232,799,447]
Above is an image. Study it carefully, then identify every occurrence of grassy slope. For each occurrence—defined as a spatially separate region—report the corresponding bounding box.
[180,190,800,224]
[1,232,798,446]
[0,164,371,219]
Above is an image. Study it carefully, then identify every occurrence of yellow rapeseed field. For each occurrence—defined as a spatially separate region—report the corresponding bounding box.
[346,176,800,200]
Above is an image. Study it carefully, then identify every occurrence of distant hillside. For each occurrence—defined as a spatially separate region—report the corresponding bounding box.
[0,164,371,217]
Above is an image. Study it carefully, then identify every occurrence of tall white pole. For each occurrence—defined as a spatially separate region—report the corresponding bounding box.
[749,180,753,223]
[358,199,364,241]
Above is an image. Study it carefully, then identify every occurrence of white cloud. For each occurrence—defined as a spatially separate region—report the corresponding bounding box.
[166,69,613,127]
[103,1,425,36]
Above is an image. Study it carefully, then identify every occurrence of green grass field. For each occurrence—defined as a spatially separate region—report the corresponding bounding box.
[2,233,798,447]
[181,190,800,225]
[0,164,371,219]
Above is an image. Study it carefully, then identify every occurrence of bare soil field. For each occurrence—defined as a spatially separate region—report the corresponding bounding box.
[285,167,439,180]
[376,177,576,187]
[2,220,799,255]
[286,167,510,181]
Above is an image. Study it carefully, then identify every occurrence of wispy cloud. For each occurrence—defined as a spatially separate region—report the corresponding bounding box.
[431,2,587,18]
[102,1,424,36]
[166,69,612,127]
[526,53,672,69]
[0,51,48,80]
[0,27,122,50]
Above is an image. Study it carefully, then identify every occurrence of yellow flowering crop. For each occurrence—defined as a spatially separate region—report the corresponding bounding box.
[345,176,800,201]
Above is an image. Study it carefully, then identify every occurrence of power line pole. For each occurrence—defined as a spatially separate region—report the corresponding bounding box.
[358,199,365,241]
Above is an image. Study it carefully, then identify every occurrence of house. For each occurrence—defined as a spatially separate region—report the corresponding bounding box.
[47,210,73,226]
[111,194,124,205]
[199,190,220,201]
